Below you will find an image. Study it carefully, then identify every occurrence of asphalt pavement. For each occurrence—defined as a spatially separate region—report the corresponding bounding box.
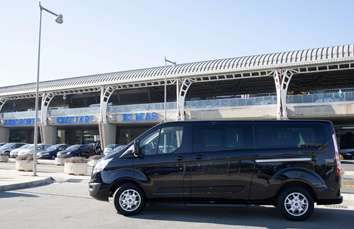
[1,158,354,210]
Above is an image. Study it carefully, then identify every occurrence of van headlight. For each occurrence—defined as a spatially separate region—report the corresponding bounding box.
[92,158,112,174]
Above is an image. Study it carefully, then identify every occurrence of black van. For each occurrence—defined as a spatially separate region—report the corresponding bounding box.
[89,120,342,221]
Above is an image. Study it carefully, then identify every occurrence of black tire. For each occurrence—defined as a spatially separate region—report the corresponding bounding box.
[277,187,314,221]
[113,183,146,216]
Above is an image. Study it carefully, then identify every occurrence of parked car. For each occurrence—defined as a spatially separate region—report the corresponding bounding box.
[103,145,126,156]
[9,144,31,158]
[103,144,120,156]
[89,120,342,221]
[340,144,354,159]
[0,142,26,155]
[37,144,70,159]
[113,145,127,152]
[57,144,95,158]
[0,142,7,147]
[18,144,52,156]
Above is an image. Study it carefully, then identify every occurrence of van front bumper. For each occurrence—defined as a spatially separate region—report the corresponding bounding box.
[89,172,110,201]
[89,182,101,195]
[89,182,110,201]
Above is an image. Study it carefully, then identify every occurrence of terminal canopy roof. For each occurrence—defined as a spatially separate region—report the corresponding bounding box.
[1,44,354,100]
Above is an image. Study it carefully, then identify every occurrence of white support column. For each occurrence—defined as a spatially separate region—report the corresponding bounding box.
[176,78,192,120]
[0,98,7,142]
[41,125,57,144]
[39,92,57,144]
[100,86,115,124]
[41,92,55,126]
[58,129,66,144]
[273,69,293,120]
[0,97,7,113]
[0,127,10,142]
[99,86,116,150]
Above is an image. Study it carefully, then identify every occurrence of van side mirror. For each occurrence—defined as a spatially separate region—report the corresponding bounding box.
[120,142,143,159]
[133,140,143,158]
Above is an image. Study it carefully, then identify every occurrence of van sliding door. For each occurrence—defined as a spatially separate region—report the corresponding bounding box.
[189,122,254,200]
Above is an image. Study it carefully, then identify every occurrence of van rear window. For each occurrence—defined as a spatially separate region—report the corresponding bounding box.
[255,123,326,149]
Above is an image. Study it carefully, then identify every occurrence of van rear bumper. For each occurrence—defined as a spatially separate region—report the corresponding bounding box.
[317,196,343,205]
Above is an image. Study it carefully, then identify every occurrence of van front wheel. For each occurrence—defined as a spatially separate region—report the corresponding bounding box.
[113,183,146,216]
[277,187,314,221]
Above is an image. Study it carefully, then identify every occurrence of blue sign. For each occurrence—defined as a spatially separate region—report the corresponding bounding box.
[56,115,93,124]
[122,112,158,122]
[3,118,39,126]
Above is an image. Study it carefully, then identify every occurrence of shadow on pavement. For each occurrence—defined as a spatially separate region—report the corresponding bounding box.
[0,191,39,199]
[129,204,354,228]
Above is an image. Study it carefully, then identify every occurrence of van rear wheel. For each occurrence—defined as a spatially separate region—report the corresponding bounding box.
[277,187,314,221]
[113,183,145,216]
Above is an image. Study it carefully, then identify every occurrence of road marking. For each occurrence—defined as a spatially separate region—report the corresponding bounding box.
[344,183,354,187]
[0,164,14,167]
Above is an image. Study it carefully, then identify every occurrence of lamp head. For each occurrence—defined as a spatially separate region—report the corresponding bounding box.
[55,14,63,24]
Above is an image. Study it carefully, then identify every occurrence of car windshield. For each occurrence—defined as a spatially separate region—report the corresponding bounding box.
[47,145,59,151]
[19,145,30,149]
[66,145,81,150]
[0,143,16,149]
[26,145,35,150]
[114,145,126,151]
[38,145,50,150]
[106,144,117,149]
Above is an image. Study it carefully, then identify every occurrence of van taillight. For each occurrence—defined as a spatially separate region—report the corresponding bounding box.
[332,133,342,178]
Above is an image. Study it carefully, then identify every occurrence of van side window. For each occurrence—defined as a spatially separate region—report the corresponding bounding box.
[193,123,252,152]
[255,123,326,148]
[158,126,183,154]
[139,129,160,155]
[139,126,184,155]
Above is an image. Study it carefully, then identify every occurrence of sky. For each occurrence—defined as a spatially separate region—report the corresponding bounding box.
[0,0,353,87]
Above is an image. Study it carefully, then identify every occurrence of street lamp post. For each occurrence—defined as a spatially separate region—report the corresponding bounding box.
[164,57,176,121]
[33,2,63,176]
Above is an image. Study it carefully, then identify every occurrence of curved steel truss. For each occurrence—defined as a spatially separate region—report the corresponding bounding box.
[0,44,354,101]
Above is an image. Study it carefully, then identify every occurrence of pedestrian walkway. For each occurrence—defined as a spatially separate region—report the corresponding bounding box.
[0,159,90,191]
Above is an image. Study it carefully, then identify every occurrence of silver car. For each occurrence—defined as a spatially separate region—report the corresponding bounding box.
[18,144,52,156]
[10,144,31,158]
[0,142,26,155]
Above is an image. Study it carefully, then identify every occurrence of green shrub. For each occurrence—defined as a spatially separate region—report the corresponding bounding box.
[65,157,87,163]
[15,154,33,162]
[57,154,70,158]
[89,155,104,160]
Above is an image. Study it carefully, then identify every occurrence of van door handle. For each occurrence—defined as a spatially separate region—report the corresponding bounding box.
[195,154,203,160]
[175,156,183,161]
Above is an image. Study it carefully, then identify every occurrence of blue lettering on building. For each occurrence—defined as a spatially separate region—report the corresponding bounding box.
[2,118,39,126]
[122,112,158,122]
[56,115,93,124]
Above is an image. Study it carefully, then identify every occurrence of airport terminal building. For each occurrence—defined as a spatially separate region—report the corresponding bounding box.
[1,44,354,148]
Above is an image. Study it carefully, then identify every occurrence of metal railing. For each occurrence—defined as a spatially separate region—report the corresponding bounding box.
[1,92,354,119]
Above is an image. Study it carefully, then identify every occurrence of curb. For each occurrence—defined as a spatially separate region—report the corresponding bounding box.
[8,158,55,166]
[0,177,53,191]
